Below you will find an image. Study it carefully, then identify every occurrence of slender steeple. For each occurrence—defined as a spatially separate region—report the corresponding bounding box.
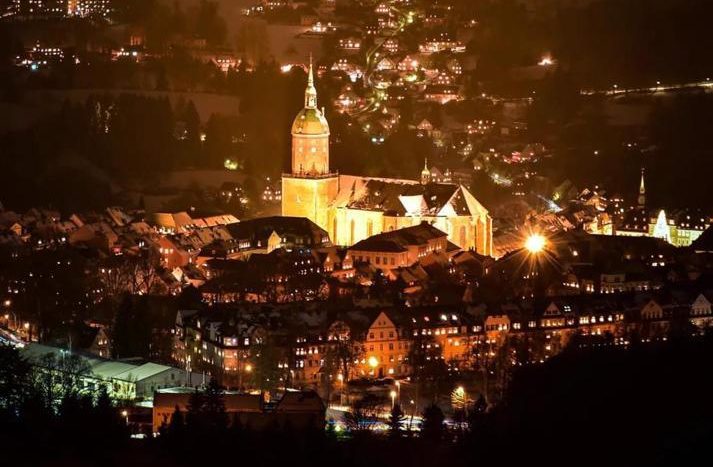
[421,157,430,184]
[637,167,646,207]
[305,55,317,109]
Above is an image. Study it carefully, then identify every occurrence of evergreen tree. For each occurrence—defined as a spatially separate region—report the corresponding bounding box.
[185,388,205,433]
[164,404,185,445]
[421,403,445,442]
[388,403,405,439]
[93,386,126,444]
[203,379,228,432]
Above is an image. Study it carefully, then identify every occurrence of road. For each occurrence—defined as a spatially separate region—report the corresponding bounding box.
[349,2,412,119]
[581,79,713,97]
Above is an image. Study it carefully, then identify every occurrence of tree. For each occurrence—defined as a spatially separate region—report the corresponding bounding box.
[249,341,282,394]
[0,345,33,413]
[409,332,452,402]
[165,404,185,438]
[344,394,383,435]
[321,322,362,402]
[93,385,126,443]
[32,351,91,411]
[344,406,370,435]
[465,393,487,437]
[111,294,152,359]
[421,403,445,442]
[185,388,205,432]
[202,379,228,432]
[388,403,405,439]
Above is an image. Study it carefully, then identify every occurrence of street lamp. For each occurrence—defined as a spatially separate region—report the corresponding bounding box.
[390,390,397,409]
[121,410,129,426]
[368,356,379,374]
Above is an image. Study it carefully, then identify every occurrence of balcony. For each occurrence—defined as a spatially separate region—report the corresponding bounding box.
[283,171,339,180]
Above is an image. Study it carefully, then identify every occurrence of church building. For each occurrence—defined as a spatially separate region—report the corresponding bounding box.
[282,63,493,256]
[615,168,708,247]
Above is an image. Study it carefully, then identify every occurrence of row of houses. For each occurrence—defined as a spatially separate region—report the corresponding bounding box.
[173,289,713,389]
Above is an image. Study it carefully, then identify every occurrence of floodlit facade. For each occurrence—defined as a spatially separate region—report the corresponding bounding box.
[615,170,708,247]
[282,67,493,255]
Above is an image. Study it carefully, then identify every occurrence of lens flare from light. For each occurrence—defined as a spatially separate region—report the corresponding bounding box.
[525,234,546,253]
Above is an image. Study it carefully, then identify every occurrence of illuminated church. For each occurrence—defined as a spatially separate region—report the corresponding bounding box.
[282,64,493,256]
[616,169,708,247]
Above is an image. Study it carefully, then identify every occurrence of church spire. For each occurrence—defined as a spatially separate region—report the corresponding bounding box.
[305,55,317,109]
[637,167,646,207]
[421,157,431,184]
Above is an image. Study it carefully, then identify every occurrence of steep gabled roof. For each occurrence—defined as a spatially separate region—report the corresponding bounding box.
[335,176,489,219]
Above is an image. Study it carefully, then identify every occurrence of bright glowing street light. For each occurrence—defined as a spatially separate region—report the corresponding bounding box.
[368,356,379,369]
[390,390,397,408]
[524,234,546,254]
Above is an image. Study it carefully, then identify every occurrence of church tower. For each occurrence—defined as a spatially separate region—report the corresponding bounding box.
[282,59,339,236]
[420,158,431,185]
[290,58,330,175]
[637,168,646,207]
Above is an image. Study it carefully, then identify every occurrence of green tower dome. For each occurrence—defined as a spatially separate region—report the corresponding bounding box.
[292,107,330,135]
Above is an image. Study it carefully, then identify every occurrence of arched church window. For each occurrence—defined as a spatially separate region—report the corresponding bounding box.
[350,219,355,245]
